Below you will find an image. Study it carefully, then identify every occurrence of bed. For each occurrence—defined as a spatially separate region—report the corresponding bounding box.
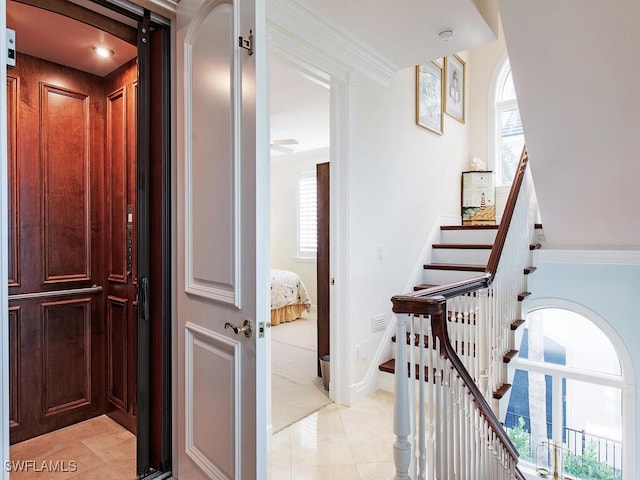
[270,269,312,325]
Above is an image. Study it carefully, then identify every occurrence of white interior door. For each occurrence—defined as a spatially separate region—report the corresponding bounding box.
[176,0,268,477]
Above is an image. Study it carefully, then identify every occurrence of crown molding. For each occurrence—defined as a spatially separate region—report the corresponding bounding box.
[535,249,640,266]
[267,0,397,87]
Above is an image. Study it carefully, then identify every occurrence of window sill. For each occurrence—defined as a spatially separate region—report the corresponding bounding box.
[294,256,316,263]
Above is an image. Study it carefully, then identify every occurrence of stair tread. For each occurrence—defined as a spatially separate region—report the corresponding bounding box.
[493,383,512,400]
[378,359,441,382]
[524,266,537,275]
[503,349,519,363]
[529,243,542,250]
[432,243,493,249]
[423,263,486,271]
[511,319,525,330]
[518,291,532,301]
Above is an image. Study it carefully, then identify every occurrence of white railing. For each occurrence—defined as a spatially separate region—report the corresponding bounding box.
[485,165,538,405]
[391,148,536,479]
[394,313,520,480]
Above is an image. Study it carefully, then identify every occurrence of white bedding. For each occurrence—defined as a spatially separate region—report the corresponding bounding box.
[271,269,312,310]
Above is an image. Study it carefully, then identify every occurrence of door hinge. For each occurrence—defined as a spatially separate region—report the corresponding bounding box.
[239,30,253,55]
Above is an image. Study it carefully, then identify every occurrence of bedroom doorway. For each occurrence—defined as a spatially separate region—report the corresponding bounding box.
[269,55,331,431]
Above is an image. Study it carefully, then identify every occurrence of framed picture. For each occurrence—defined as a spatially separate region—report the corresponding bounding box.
[415,62,444,135]
[444,53,466,123]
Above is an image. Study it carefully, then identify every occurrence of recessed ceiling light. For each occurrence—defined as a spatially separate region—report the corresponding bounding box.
[92,46,115,58]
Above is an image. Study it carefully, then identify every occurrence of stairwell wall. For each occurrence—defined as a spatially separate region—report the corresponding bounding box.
[347,63,469,397]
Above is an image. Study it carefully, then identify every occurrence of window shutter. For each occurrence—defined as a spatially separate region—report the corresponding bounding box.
[297,169,317,258]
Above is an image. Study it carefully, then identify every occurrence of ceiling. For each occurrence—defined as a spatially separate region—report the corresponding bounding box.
[7,1,137,77]
[269,57,330,157]
[7,0,496,158]
[297,0,497,71]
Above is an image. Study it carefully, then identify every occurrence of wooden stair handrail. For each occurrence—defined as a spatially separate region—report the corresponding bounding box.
[430,301,520,461]
[391,146,529,311]
[391,146,530,476]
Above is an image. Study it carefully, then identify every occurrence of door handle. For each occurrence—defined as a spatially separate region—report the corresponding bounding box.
[224,320,253,338]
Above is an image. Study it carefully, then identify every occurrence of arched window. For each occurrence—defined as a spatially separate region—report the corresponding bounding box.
[492,59,525,186]
[506,306,629,478]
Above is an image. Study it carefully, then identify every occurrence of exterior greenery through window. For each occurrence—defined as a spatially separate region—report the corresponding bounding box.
[495,60,525,186]
[505,308,623,479]
[296,168,317,259]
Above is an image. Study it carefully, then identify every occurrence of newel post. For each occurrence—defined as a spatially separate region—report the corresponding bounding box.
[393,313,412,479]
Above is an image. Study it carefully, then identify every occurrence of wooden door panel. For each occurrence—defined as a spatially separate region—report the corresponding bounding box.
[316,162,330,376]
[103,59,138,433]
[9,307,20,428]
[107,86,128,284]
[42,298,92,415]
[7,75,20,287]
[10,294,104,443]
[41,84,92,284]
[8,53,106,444]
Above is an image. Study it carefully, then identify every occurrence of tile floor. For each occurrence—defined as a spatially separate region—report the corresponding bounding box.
[8,389,396,480]
[268,390,396,480]
[8,415,136,480]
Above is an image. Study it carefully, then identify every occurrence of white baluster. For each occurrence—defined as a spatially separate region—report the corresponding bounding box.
[426,321,435,480]
[393,314,411,480]
[418,315,426,480]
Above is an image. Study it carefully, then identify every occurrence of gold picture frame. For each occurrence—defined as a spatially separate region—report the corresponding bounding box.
[444,53,466,123]
[415,62,444,135]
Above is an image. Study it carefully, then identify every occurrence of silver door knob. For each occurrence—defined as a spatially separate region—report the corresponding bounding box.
[224,319,253,338]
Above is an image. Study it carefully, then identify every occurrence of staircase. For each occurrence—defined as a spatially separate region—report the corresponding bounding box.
[384,147,539,479]
[380,223,540,412]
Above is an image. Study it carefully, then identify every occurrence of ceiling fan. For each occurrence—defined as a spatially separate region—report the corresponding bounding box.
[270,138,299,154]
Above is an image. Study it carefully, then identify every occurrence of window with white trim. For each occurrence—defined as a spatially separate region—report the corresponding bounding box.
[493,59,525,186]
[296,168,317,259]
[505,308,624,478]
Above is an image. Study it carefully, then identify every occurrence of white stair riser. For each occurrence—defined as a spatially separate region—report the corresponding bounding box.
[440,228,497,244]
[423,268,484,285]
[431,248,491,265]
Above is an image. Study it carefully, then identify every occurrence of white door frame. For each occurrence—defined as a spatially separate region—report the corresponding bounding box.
[267,25,353,407]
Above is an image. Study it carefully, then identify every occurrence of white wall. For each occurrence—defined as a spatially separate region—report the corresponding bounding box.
[467,21,511,220]
[348,62,469,382]
[498,0,640,249]
[528,259,640,478]
[467,21,506,171]
[270,149,328,304]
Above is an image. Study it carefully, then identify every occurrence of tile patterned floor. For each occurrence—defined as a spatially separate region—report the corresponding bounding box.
[8,415,136,480]
[8,389,396,480]
[268,390,396,480]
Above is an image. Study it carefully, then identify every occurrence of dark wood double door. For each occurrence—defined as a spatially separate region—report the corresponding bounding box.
[7,53,140,442]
